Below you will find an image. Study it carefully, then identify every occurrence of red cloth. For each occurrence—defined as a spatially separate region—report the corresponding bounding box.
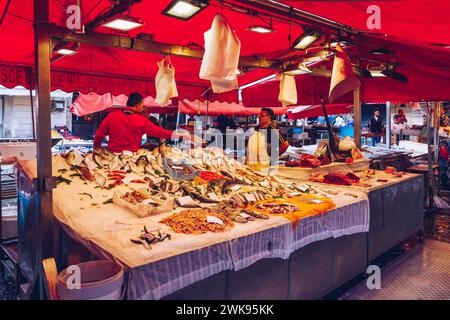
[93,110,173,153]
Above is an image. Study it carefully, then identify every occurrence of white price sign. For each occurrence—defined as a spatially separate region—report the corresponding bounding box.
[206,215,224,225]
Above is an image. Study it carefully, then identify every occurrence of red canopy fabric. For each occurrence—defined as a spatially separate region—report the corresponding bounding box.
[1,1,449,103]
[0,0,295,98]
[282,1,450,49]
[287,104,353,119]
[243,35,450,106]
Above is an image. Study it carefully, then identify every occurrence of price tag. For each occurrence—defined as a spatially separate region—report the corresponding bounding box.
[239,212,251,219]
[208,193,219,201]
[230,185,241,191]
[288,192,301,197]
[310,199,324,204]
[121,175,134,185]
[207,215,224,225]
[178,196,196,206]
[244,193,256,202]
[122,150,133,157]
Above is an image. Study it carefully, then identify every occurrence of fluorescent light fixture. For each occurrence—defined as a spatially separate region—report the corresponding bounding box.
[238,74,277,90]
[162,0,209,20]
[101,15,144,31]
[56,48,77,55]
[369,71,386,77]
[283,63,311,76]
[292,30,323,50]
[303,50,333,66]
[247,25,276,34]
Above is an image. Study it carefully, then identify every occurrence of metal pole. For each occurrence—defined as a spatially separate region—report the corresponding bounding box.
[386,101,391,149]
[353,86,361,149]
[434,101,440,164]
[28,69,36,141]
[426,102,433,208]
[34,0,54,299]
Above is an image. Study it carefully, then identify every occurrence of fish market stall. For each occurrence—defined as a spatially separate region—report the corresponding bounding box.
[17,146,370,299]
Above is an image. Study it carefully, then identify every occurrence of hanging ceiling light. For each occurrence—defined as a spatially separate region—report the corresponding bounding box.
[247,15,276,34]
[292,29,323,50]
[101,15,144,31]
[367,64,386,77]
[247,25,276,33]
[162,0,209,20]
[52,41,79,56]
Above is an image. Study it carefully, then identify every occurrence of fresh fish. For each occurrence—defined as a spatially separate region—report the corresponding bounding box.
[93,172,107,188]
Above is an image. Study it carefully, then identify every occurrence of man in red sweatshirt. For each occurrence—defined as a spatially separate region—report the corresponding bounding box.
[94,92,190,153]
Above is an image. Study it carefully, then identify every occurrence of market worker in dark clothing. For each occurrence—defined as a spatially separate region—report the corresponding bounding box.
[253,108,289,156]
[94,92,191,153]
[368,109,384,146]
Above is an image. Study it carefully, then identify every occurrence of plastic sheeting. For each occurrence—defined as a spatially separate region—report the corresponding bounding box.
[278,74,297,106]
[329,44,360,103]
[199,14,241,93]
[155,57,178,105]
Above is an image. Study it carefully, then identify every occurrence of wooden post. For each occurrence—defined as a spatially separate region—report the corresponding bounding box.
[34,0,54,299]
[353,86,361,148]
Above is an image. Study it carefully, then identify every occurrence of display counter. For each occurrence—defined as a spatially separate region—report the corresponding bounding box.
[283,171,424,261]
[18,153,370,300]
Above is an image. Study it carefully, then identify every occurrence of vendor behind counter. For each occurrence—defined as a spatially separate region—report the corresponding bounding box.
[94,93,193,153]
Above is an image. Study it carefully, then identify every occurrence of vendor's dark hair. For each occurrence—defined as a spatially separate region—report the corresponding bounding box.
[127,92,143,107]
[262,107,275,120]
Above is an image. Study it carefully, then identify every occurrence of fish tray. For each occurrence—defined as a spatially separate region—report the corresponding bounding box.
[162,158,200,181]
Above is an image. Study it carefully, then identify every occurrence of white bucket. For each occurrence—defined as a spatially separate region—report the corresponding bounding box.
[56,260,124,300]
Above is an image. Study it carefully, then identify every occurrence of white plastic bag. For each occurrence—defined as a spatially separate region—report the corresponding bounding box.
[155,56,178,105]
[278,73,297,106]
[199,14,241,93]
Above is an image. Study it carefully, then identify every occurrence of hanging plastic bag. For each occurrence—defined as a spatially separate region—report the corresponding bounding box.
[199,14,241,93]
[155,56,178,105]
[246,131,270,172]
[278,73,297,106]
[329,43,360,102]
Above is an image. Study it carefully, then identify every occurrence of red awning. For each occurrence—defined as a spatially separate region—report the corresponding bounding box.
[1,1,449,103]
[70,92,289,116]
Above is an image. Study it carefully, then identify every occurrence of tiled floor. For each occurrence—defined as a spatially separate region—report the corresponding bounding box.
[338,239,450,300]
